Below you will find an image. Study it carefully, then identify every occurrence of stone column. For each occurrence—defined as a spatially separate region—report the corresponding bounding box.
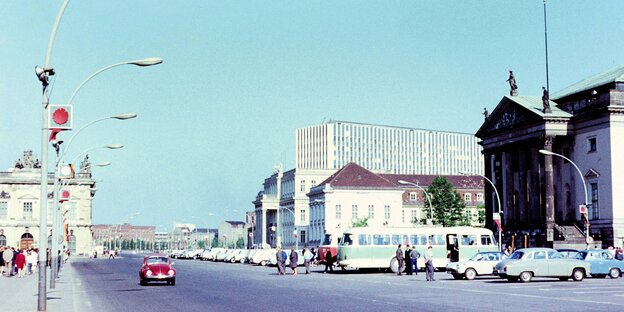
[544,136,556,247]
[261,208,267,248]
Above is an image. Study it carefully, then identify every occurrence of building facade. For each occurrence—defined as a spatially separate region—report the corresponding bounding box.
[92,223,155,251]
[0,151,96,255]
[296,121,484,175]
[218,221,246,248]
[476,66,624,249]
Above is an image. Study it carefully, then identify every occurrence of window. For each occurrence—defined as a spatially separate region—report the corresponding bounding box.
[464,193,471,201]
[533,251,546,260]
[335,205,341,220]
[358,234,371,245]
[460,234,477,245]
[409,192,417,201]
[480,235,492,246]
[300,209,306,223]
[411,210,417,223]
[588,137,597,152]
[392,234,408,245]
[384,205,390,220]
[368,205,374,219]
[300,230,306,244]
[476,193,483,201]
[23,202,33,220]
[401,210,406,223]
[351,205,358,219]
[311,180,316,188]
[590,183,599,220]
[300,180,306,192]
[373,234,390,245]
[0,201,7,220]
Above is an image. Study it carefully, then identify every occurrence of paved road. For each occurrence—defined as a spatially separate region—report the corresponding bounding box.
[70,255,624,312]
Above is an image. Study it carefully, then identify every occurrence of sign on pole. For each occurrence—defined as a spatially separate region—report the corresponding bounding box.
[48,104,73,129]
[579,204,587,214]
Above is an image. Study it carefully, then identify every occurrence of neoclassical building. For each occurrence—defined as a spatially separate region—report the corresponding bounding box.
[476,67,624,249]
[0,151,96,254]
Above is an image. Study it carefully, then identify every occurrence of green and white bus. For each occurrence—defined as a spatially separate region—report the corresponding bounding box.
[336,226,498,272]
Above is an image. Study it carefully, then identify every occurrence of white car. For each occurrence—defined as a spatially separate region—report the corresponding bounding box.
[446,251,507,280]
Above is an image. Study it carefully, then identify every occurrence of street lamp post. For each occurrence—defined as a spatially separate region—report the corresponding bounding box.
[539,149,591,248]
[398,180,434,225]
[459,172,502,252]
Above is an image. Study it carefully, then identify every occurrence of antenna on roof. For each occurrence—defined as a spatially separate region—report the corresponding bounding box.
[543,0,550,94]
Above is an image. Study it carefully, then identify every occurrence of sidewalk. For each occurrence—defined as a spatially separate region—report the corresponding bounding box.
[0,259,81,312]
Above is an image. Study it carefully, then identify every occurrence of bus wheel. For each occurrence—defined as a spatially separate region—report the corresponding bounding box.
[389,257,401,273]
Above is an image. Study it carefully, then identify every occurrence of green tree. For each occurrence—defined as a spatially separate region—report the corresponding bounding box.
[236,238,245,248]
[211,236,219,248]
[477,204,486,224]
[426,176,466,226]
[351,217,369,228]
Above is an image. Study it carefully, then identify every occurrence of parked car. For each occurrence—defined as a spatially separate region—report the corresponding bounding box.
[245,249,258,263]
[224,249,243,262]
[493,247,590,282]
[446,251,507,280]
[575,249,624,278]
[250,249,275,266]
[139,254,176,286]
[233,249,251,263]
[216,249,236,262]
[202,248,224,261]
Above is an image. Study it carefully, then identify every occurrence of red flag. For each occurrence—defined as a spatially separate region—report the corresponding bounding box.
[49,128,62,142]
[494,219,502,232]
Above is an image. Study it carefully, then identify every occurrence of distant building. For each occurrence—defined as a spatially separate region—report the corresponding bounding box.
[296,120,484,175]
[476,66,624,249]
[91,223,155,251]
[218,221,246,248]
[0,151,96,255]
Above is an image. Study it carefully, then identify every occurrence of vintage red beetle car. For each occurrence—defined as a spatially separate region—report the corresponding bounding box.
[139,254,176,286]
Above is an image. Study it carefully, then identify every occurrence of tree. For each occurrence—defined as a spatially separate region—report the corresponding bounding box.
[477,204,486,224]
[236,238,245,248]
[351,217,369,228]
[426,176,466,226]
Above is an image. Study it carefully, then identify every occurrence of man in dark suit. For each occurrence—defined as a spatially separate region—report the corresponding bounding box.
[395,244,404,275]
[404,245,412,275]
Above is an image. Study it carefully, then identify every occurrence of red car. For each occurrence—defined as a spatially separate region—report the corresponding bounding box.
[139,254,176,286]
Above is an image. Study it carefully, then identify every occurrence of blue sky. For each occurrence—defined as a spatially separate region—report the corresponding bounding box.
[1,1,623,229]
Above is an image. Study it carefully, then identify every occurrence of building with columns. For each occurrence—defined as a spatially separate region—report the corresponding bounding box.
[476,66,624,249]
[0,151,96,254]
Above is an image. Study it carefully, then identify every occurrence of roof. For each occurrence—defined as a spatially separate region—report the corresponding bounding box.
[552,66,624,100]
[382,174,484,189]
[316,162,396,189]
[505,95,571,118]
[225,221,245,226]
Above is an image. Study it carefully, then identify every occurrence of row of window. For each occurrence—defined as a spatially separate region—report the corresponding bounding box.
[0,201,76,220]
[408,192,484,202]
[342,233,492,247]
[334,204,392,220]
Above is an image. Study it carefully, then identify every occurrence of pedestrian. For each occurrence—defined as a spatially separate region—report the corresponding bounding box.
[310,247,317,266]
[15,249,26,278]
[424,245,435,281]
[275,246,285,275]
[615,247,623,261]
[289,248,298,275]
[410,246,420,275]
[395,244,404,276]
[324,250,334,273]
[3,246,14,277]
[28,249,38,275]
[404,244,412,275]
[303,248,314,274]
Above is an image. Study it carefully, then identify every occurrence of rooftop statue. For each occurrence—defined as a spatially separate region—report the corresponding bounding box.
[506,70,518,96]
[14,150,41,169]
[542,87,552,113]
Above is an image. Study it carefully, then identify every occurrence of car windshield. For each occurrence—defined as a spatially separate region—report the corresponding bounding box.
[322,234,332,245]
[575,251,587,260]
[469,253,486,261]
[146,257,169,265]
[509,251,524,260]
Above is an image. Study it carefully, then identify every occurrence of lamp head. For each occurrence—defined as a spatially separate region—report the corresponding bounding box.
[129,57,163,67]
[111,113,137,120]
[538,149,554,156]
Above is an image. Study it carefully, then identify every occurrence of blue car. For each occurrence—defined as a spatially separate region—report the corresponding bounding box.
[576,249,624,279]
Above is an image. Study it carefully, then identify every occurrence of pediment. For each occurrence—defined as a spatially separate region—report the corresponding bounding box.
[18,194,38,200]
[584,169,600,179]
[477,96,542,137]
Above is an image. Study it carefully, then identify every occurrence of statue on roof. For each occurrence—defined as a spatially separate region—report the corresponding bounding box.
[506,70,518,96]
[14,150,41,169]
[80,154,92,177]
[483,107,489,120]
[542,87,552,113]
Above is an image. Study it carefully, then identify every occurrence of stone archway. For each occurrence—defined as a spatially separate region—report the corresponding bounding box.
[20,232,34,250]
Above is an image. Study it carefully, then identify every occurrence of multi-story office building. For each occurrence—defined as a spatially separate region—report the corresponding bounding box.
[296,121,484,175]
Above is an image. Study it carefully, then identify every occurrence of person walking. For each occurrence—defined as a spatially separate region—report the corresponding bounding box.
[395,244,404,276]
[303,248,314,274]
[289,248,298,275]
[27,249,38,275]
[0,247,5,276]
[275,246,286,275]
[424,245,435,281]
[410,246,420,275]
[15,249,26,278]
[404,245,412,275]
[3,247,13,277]
[324,250,334,273]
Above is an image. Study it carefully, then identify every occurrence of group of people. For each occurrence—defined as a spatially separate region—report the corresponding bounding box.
[275,246,317,275]
[0,246,39,278]
[395,244,435,281]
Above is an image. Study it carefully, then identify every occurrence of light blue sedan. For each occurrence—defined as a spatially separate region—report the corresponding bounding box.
[576,249,624,279]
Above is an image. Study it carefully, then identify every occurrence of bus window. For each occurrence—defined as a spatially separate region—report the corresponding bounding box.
[373,234,390,245]
[480,235,492,246]
[428,235,444,245]
[358,234,371,246]
[392,234,408,245]
[419,235,428,246]
[460,234,477,245]
[322,234,333,245]
[342,234,353,246]
[409,235,419,245]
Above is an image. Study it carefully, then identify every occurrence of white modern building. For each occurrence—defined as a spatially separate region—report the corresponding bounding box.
[0,151,96,255]
[296,121,484,175]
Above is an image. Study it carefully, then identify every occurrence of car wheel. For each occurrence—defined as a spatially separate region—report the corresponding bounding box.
[519,271,532,283]
[140,279,146,286]
[260,260,267,266]
[572,268,585,281]
[608,268,620,279]
[464,268,477,280]
[171,279,175,286]
[452,273,463,280]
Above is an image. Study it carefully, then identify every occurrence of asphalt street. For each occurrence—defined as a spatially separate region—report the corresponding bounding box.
[69,254,624,312]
